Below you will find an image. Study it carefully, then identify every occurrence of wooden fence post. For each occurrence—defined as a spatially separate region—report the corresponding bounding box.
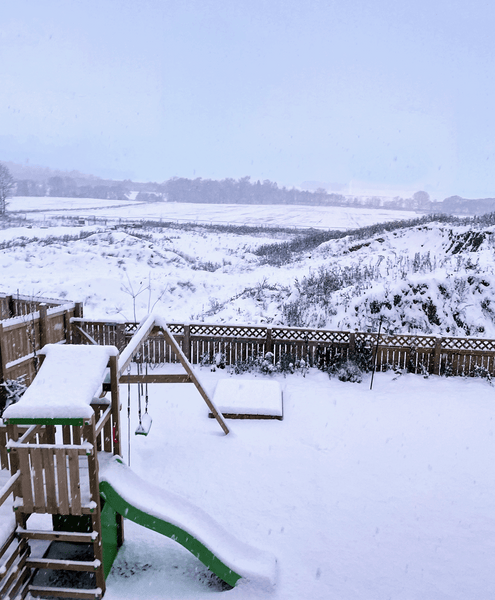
[266,328,273,354]
[348,331,356,357]
[433,337,443,375]
[64,309,72,344]
[183,324,191,362]
[74,302,84,319]
[116,323,126,352]
[39,304,48,349]
[6,295,15,318]
[0,323,5,406]
[71,302,84,345]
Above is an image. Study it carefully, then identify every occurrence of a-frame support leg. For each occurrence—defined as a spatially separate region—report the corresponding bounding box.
[160,327,230,434]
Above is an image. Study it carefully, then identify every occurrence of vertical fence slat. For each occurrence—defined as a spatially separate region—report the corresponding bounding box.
[17,448,33,513]
[30,448,45,512]
[55,448,69,515]
[68,449,81,515]
[42,448,57,512]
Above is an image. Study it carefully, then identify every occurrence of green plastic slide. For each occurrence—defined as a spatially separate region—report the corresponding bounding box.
[98,456,276,589]
[99,478,241,587]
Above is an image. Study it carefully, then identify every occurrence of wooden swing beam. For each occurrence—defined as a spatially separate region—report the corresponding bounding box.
[122,374,191,384]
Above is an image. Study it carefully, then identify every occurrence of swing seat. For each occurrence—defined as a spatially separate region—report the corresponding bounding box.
[135,412,152,436]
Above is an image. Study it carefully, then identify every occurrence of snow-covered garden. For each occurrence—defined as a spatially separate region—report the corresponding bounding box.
[1,198,494,599]
[105,367,495,599]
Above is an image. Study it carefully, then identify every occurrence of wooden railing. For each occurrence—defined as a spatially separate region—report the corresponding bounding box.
[0,418,107,598]
[0,522,31,599]
[3,305,495,385]
[72,320,495,377]
[0,424,35,599]
[0,293,71,321]
[0,302,81,387]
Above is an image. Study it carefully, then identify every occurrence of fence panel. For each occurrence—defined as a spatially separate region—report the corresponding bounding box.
[7,313,495,384]
[0,304,76,387]
[71,319,495,377]
[0,293,69,321]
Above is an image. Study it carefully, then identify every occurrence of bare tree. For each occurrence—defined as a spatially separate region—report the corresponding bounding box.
[0,163,15,215]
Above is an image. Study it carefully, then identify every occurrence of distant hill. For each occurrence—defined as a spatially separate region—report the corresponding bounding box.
[3,161,102,185]
[6,161,164,201]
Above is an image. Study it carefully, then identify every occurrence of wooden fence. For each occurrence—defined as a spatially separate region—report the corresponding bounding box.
[0,302,82,387]
[3,307,495,389]
[0,293,71,321]
[73,320,495,378]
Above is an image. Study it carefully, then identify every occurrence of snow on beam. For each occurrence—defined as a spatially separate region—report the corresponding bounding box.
[118,314,157,377]
[3,344,118,422]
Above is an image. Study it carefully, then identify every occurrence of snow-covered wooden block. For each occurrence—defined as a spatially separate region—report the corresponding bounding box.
[210,379,283,420]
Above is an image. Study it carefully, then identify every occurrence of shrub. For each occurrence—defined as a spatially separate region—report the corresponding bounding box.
[192,260,221,272]
[200,351,226,371]
[0,376,27,416]
[351,339,374,372]
[200,350,307,377]
[335,361,363,383]
[471,364,493,385]
[324,339,374,384]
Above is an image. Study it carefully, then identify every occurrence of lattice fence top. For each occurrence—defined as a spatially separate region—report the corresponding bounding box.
[441,337,495,351]
[83,319,495,354]
[189,323,268,338]
[125,323,140,335]
[376,334,437,349]
[272,327,352,343]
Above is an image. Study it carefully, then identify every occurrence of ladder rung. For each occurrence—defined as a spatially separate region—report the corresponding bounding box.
[18,529,98,543]
[2,562,32,599]
[15,504,96,514]
[27,557,101,572]
[0,538,28,581]
[0,551,29,596]
[28,585,102,599]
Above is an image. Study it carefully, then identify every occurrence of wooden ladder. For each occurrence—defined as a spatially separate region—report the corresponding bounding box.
[18,527,104,599]
[3,420,106,599]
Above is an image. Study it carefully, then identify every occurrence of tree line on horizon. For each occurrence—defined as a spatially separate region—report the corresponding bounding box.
[6,168,495,216]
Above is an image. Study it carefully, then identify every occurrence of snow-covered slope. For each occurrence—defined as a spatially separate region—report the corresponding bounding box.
[2,205,495,337]
[288,221,495,336]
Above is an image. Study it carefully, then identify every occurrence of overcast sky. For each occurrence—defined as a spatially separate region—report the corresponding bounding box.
[2,0,495,198]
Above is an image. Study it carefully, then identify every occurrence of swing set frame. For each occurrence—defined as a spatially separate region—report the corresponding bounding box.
[116,316,230,436]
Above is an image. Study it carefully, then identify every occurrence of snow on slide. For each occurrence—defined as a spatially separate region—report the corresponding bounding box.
[98,454,276,589]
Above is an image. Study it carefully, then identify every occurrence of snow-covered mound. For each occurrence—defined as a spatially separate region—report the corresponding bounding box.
[2,213,495,336]
[283,221,495,336]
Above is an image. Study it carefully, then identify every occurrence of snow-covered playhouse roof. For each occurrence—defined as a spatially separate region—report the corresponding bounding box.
[3,344,118,425]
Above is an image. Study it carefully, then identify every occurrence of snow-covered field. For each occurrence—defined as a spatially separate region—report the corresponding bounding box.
[8,196,418,230]
[2,197,495,338]
[104,368,495,599]
[1,198,495,599]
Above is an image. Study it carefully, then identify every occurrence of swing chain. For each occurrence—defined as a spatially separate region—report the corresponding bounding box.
[144,362,149,414]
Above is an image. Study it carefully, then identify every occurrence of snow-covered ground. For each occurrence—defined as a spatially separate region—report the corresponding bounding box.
[8,196,418,230]
[1,203,495,337]
[4,366,495,599]
[106,368,495,599]
[1,198,494,598]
